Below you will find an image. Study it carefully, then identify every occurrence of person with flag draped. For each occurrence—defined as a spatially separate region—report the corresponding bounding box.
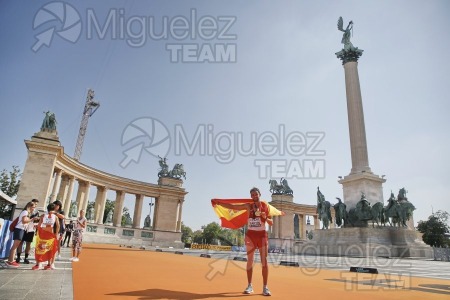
[211,187,280,297]
[32,203,59,270]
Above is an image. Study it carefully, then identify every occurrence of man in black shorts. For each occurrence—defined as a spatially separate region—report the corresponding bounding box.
[16,199,40,264]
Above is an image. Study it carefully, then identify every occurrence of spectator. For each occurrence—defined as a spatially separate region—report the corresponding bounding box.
[52,200,65,262]
[71,209,86,262]
[62,220,74,247]
[5,202,34,268]
[16,199,40,264]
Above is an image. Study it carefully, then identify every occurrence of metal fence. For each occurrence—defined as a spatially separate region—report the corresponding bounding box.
[433,246,450,261]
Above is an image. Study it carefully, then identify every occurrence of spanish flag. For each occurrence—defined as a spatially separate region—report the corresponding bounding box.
[211,199,285,229]
[35,227,58,263]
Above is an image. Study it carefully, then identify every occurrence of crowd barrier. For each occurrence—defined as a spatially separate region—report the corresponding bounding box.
[190,244,247,252]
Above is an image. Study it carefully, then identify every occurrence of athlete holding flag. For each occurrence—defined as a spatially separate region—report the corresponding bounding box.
[212,187,279,296]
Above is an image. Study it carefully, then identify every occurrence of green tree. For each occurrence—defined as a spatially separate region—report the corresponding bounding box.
[0,166,21,197]
[202,222,222,244]
[192,230,204,244]
[0,166,22,219]
[181,222,193,244]
[417,210,450,247]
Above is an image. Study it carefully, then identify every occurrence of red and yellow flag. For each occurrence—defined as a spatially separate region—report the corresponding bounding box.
[35,227,58,263]
[211,199,285,229]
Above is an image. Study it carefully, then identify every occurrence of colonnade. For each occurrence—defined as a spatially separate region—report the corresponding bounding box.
[47,168,185,231]
[15,129,187,234]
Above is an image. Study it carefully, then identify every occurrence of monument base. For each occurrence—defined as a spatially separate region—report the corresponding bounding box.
[83,223,183,248]
[339,172,386,210]
[295,228,433,258]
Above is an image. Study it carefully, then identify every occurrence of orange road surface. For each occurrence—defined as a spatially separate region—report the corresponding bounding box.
[72,244,450,299]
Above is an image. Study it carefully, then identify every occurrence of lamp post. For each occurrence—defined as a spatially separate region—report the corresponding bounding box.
[149,199,154,229]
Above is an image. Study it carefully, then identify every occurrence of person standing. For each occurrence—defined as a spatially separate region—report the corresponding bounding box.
[32,203,59,270]
[71,209,86,262]
[212,187,273,296]
[52,200,65,261]
[5,202,34,268]
[62,220,74,247]
[16,199,40,264]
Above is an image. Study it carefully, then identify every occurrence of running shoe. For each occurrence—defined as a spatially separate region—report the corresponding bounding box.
[72,257,79,262]
[263,287,271,296]
[31,265,40,271]
[243,284,253,294]
[5,261,19,268]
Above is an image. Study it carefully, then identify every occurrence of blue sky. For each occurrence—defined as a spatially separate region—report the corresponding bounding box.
[1,0,449,230]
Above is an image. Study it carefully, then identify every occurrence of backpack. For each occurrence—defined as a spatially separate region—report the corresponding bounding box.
[9,217,19,232]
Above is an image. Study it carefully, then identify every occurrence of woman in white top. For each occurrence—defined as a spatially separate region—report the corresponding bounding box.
[71,209,86,262]
[5,202,34,268]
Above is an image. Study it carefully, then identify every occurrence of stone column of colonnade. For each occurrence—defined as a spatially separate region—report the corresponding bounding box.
[63,177,75,216]
[56,175,69,208]
[75,180,90,215]
[297,214,304,239]
[112,191,125,227]
[94,186,107,224]
[313,215,320,230]
[176,199,184,232]
[49,169,63,204]
[133,194,144,228]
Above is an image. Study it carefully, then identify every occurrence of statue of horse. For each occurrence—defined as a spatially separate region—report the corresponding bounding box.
[369,202,384,227]
[333,197,347,227]
[317,187,332,229]
[269,179,283,194]
[169,163,186,179]
[158,156,170,177]
[384,199,415,227]
[280,178,293,195]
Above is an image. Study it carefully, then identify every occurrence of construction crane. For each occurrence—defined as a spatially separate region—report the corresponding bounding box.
[74,89,100,161]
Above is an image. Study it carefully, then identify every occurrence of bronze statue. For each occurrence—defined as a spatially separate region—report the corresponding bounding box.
[158,156,170,177]
[316,187,332,229]
[397,188,408,201]
[169,163,186,180]
[337,17,354,50]
[144,215,151,228]
[41,111,57,131]
[269,178,293,195]
[333,197,347,227]
[335,16,363,63]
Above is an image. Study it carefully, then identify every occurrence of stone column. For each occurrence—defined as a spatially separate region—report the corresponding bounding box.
[113,191,125,227]
[298,214,304,239]
[94,186,107,224]
[133,194,144,228]
[343,61,371,175]
[176,200,184,232]
[314,215,320,230]
[63,177,75,216]
[75,180,89,212]
[50,169,63,202]
[57,175,69,207]
[336,48,386,209]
